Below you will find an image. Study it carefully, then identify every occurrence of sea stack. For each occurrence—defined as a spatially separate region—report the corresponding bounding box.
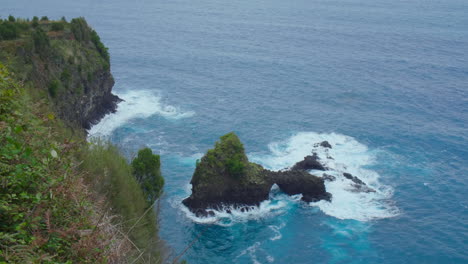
[182,132,273,216]
[183,132,331,216]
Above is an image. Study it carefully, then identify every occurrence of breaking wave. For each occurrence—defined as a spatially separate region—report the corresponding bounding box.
[251,132,399,221]
[88,89,194,138]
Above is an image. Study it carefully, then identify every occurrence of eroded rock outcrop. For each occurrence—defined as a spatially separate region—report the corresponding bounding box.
[183,133,330,216]
[343,173,375,193]
[269,170,331,202]
[291,153,326,171]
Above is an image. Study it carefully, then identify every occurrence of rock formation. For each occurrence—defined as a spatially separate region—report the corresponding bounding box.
[183,133,331,216]
[291,153,326,171]
[269,170,331,202]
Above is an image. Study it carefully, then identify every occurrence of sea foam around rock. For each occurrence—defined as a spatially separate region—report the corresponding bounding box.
[251,132,399,221]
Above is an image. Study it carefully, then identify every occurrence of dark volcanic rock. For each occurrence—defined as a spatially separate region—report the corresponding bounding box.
[183,133,331,216]
[322,173,336,182]
[80,71,122,130]
[350,184,376,193]
[182,166,273,216]
[342,173,375,193]
[343,173,365,185]
[182,133,273,216]
[268,170,331,202]
[291,153,326,171]
[320,141,332,148]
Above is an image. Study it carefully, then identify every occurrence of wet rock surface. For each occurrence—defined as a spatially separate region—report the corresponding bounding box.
[183,133,331,216]
[291,153,326,171]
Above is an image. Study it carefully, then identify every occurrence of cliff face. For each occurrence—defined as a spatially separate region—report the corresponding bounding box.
[0,17,120,129]
[58,67,119,129]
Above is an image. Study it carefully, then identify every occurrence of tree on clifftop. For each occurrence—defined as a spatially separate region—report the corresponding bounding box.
[131,148,165,204]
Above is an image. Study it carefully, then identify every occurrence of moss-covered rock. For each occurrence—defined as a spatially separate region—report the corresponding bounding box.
[183,133,272,215]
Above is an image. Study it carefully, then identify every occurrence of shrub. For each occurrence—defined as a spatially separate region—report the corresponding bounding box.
[196,132,248,180]
[0,22,18,40]
[40,16,48,21]
[81,140,161,260]
[225,154,246,177]
[32,28,50,53]
[48,79,60,97]
[218,132,247,177]
[90,29,109,61]
[8,15,15,22]
[131,148,165,203]
[51,22,65,31]
[70,17,90,42]
[31,16,39,28]
[60,68,71,83]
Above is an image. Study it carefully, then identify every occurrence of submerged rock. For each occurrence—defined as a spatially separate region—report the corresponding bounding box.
[320,141,332,148]
[322,173,336,182]
[343,172,365,185]
[350,184,376,193]
[183,133,331,216]
[342,173,376,193]
[291,153,326,171]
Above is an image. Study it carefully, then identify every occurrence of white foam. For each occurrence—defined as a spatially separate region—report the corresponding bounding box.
[179,195,292,227]
[88,89,195,138]
[268,222,286,241]
[237,242,262,264]
[177,184,300,226]
[236,241,274,264]
[251,132,399,222]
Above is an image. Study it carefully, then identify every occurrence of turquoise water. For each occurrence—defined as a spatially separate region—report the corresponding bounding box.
[3,0,468,263]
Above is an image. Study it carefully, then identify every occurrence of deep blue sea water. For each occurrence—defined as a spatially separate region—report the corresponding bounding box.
[3,0,468,263]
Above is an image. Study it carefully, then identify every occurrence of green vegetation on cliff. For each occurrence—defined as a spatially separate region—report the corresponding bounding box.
[81,141,163,263]
[0,16,116,129]
[0,64,112,263]
[131,148,165,204]
[0,17,165,263]
[0,62,164,263]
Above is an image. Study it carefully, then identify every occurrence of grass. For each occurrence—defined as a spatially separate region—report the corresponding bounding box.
[81,140,163,263]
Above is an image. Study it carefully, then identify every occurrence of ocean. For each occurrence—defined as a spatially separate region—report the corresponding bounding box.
[3,0,468,263]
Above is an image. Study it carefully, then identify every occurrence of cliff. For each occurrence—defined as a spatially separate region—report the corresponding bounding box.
[0,16,120,129]
[0,17,164,263]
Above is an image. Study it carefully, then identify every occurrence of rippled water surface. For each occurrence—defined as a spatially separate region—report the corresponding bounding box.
[3,0,468,263]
